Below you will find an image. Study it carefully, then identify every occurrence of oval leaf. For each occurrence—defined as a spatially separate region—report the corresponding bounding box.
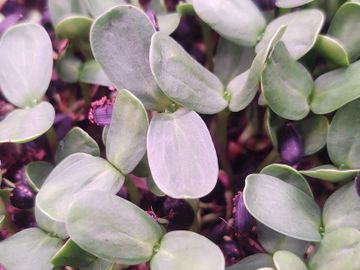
[308,227,360,270]
[314,35,349,67]
[228,26,287,112]
[256,9,324,60]
[0,101,55,143]
[311,59,360,114]
[150,231,225,270]
[244,174,322,241]
[157,13,181,35]
[106,90,148,174]
[0,228,63,270]
[55,16,92,41]
[79,59,112,87]
[0,23,53,108]
[327,99,360,168]
[275,0,314,8]
[323,181,360,233]
[299,165,358,182]
[328,2,360,63]
[147,108,218,198]
[273,250,307,270]
[90,5,170,110]
[36,153,124,235]
[150,32,226,114]
[56,46,83,83]
[262,42,313,120]
[55,127,100,164]
[66,190,164,265]
[192,0,265,46]
[86,0,127,18]
[25,161,54,192]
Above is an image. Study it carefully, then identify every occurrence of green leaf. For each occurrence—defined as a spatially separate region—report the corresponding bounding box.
[55,46,83,83]
[150,32,226,114]
[55,15,93,41]
[314,35,349,67]
[55,127,100,164]
[262,42,313,121]
[106,90,148,174]
[308,227,360,270]
[150,231,225,270]
[157,13,181,35]
[275,0,314,8]
[0,101,55,143]
[294,115,329,156]
[147,175,166,197]
[225,253,274,270]
[214,38,255,86]
[323,181,360,233]
[66,191,164,265]
[244,174,322,242]
[0,228,63,270]
[36,153,124,237]
[79,59,112,87]
[147,108,219,198]
[260,164,313,197]
[256,9,324,60]
[310,59,360,114]
[85,259,117,270]
[0,23,53,108]
[48,0,89,25]
[228,26,286,112]
[25,161,54,192]
[90,5,171,111]
[328,2,360,63]
[257,222,309,257]
[51,239,97,268]
[273,250,307,270]
[176,3,196,16]
[34,204,68,239]
[299,165,358,182]
[192,0,265,46]
[327,99,360,168]
[85,0,127,17]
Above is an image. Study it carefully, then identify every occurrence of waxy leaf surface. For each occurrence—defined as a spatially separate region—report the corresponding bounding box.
[273,250,307,270]
[275,0,314,8]
[150,32,226,114]
[147,108,218,198]
[26,161,54,192]
[66,191,164,264]
[79,60,112,87]
[314,35,349,67]
[299,165,358,182]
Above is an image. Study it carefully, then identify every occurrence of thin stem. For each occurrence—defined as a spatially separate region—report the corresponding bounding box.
[45,126,58,159]
[200,21,214,70]
[125,177,141,206]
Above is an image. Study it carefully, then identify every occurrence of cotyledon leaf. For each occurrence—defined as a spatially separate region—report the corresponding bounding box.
[150,32,227,114]
[147,108,218,199]
[25,161,54,192]
[192,0,266,46]
[275,0,314,8]
[314,35,349,67]
[66,191,164,265]
[0,102,55,143]
[106,90,148,175]
[228,26,286,112]
[48,0,88,25]
[262,42,313,120]
[85,0,127,18]
[225,253,274,270]
[273,250,307,270]
[0,23,53,108]
[90,5,171,111]
[299,165,358,182]
[256,9,324,60]
[79,59,112,87]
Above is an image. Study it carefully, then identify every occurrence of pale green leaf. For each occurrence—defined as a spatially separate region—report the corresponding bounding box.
[66,191,164,265]
[150,32,226,114]
[150,231,225,270]
[90,5,171,110]
[273,250,307,270]
[85,0,127,18]
[0,101,55,143]
[0,228,63,270]
[308,227,360,270]
[55,46,83,83]
[244,174,322,241]
[55,16,92,41]
[0,23,53,108]
[48,0,88,25]
[225,254,274,270]
[299,165,358,182]
[275,0,314,8]
[192,0,265,46]
[55,127,100,164]
[262,42,313,120]
[158,13,181,35]
[256,9,324,60]
[314,35,349,67]
[147,108,218,198]
[25,161,54,192]
[79,59,112,87]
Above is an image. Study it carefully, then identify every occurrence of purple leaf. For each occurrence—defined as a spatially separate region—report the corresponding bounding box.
[355,172,360,197]
[233,191,253,235]
[88,97,113,126]
[278,122,304,165]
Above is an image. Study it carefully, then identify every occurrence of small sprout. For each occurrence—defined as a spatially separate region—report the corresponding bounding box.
[232,191,253,235]
[88,96,113,126]
[10,184,35,210]
[278,122,304,165]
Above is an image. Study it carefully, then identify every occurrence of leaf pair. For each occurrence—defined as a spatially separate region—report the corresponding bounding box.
[35,90,148,238]
[65,191,225,269]
[0,23,55,143]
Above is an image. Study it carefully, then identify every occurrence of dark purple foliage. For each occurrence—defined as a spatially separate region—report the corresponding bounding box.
[278,122,304,165]
[88,96,113,126]
[219,240,243,265]
[207,220,228,244]
[355,172,360,197]
[232,191,252,235]
[254,0,276,10]
[10,185,35,210]
[11,211,36,229]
